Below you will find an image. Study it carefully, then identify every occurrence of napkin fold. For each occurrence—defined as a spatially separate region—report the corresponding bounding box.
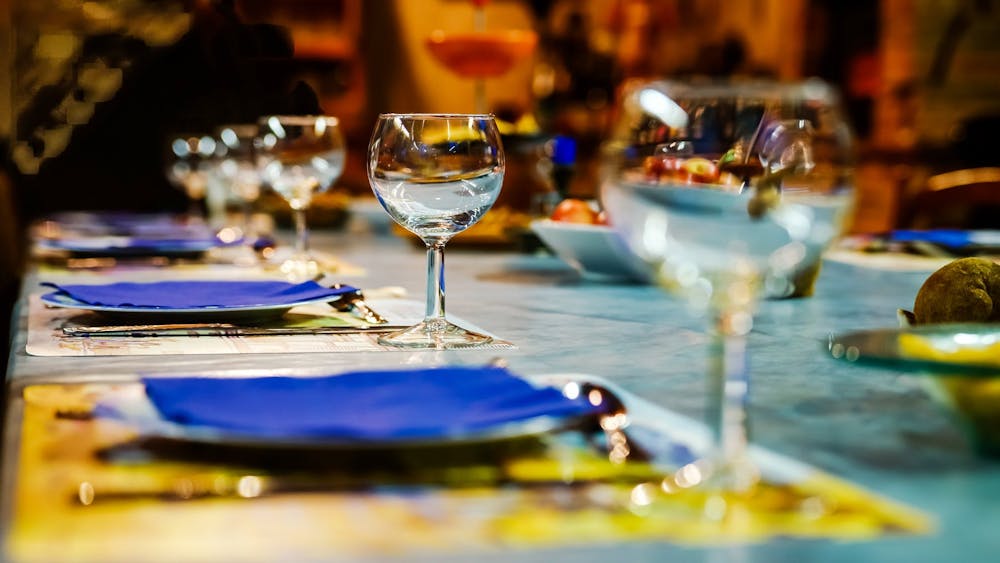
[40,280,357,309]
[45,237,223,252]
[134,366,602,441]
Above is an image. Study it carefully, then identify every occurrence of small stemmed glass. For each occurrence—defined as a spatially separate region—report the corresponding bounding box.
[367,113,504,349]
[601,80,855,511]
[211,123,263,264]
[165,132,215,220]
[256,115,346,281]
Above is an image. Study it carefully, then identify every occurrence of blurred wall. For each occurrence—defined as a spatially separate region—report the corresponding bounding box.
[911,0,1000,147]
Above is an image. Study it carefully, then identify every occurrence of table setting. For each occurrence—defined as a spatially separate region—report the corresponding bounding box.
[26,277,419,355]
[3,83,1000,563]
[7,365,931,563]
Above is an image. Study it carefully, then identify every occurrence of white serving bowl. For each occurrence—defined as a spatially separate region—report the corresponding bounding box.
[530,219,651,283]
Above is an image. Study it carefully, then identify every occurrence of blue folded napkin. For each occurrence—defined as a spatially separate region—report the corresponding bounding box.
[133,366,603,441]
[40,280,357,309]
[45,237,223,252]
[891,229,1000,250]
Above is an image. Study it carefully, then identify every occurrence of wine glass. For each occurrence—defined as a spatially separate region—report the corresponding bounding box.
[367,113,504,349]
[256,115,346,281]
[601,80,854,505]
[209,123,263,263]
[164,132,215,220]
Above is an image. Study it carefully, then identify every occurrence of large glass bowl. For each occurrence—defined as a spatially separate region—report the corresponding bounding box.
[599,78,856,497]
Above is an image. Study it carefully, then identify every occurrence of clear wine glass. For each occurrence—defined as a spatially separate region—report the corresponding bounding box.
[256,115,346,281]
[165,132,215,219]
[210,123,263,263]
[367,113,504,349]
[601,80,855,508]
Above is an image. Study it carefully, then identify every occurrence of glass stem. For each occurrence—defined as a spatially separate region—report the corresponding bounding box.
[474,79,487,114]
[706,307,757,492]
[293,208,308,257]
[242,200,254,242]
[189,198,204,221]
[424,242,446,323]
[474,5,486,32]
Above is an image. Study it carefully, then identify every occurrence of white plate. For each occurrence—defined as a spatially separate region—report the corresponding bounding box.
[40,291,339,323]
[531,219,650,282]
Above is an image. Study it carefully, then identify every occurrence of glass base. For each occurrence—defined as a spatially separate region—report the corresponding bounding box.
[279,255,323,282]
[377,319,493,349]
[699,454,762,516]
[215,243,260,267]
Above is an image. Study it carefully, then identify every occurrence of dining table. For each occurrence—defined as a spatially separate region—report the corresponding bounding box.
[1,212,998,563]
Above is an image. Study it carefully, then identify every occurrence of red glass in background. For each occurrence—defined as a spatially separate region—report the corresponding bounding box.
[424,30,538,79]
[423,0,537,113]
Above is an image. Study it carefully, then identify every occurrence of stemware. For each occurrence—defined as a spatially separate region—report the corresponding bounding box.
[601,80,855,503]
[209,123,263,263]
[256,115,346,281]
[164,132,215,220]
[367,113,504,349]
[425,30,538,113]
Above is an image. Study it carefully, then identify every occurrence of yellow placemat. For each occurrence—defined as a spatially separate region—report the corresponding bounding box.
[5,382,932,563]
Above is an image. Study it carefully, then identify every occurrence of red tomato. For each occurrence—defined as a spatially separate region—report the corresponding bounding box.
[550,198,598,224]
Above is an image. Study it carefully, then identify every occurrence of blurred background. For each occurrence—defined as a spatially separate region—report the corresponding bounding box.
[1,0,999,239]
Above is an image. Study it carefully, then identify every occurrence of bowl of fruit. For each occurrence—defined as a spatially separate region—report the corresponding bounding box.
[530,198,651,283]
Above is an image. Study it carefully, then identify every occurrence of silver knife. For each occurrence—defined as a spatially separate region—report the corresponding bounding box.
[62,323,409,337]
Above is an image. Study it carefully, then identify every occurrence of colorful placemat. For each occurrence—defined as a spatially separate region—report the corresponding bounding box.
[26,295,514,356]
[4,377,932,562]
